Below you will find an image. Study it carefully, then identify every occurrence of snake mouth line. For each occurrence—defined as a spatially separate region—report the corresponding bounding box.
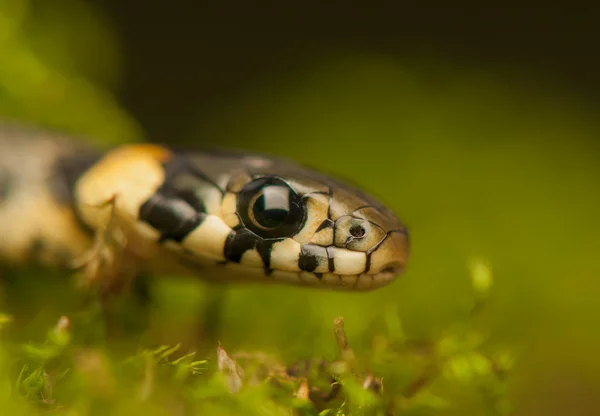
[176,252,405,291]
[272,261,405,291]
[233,264,403,291]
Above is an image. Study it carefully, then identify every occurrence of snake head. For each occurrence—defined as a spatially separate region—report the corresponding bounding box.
[162,150,409,291]
[217,168,410,290]
[77,145,409,291]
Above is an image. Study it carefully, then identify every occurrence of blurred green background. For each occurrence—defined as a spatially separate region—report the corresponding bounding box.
[1,0,600,414]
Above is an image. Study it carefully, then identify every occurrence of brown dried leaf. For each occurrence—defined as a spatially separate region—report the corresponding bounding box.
[217,344,244,393]
[296,378,310,400]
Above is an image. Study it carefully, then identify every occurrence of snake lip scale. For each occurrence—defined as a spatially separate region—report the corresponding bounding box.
[0,123,410,293]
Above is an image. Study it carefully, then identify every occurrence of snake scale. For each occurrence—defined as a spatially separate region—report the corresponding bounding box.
[0,123,410,298]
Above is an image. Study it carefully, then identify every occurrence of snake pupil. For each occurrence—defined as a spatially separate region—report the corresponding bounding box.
[253,186,290,229]
[237,176,306,239]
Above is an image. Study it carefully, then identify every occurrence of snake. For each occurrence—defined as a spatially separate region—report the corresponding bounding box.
[0,123,410,296]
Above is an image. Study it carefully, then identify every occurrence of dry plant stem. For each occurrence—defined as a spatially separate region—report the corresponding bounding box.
[333,317,355,366]
[138,353,154,402]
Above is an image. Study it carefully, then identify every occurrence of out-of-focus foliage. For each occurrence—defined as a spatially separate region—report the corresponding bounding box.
[0,0,141,144]
[1,0,600,415]
[0,264,512,415]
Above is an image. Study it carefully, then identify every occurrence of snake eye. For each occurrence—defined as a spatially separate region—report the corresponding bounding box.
[238,176,306,239]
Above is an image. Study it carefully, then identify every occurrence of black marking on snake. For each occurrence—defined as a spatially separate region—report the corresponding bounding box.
[139,192,205,243]
[139,164,211,243]
[314,272,323,280]
[364,251,373,274]
[223,232,236,257]
[326,246,336,273]
[0,171,12,203]
[298,244,321,272]
[331,217,337,249]
[315,218,334,233]
[224,230,281,274]
[224,228,261,263]
[256,239,281,271]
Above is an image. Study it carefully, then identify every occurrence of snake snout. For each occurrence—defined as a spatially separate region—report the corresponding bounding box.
[380,262,405,276]
[368,228,409,283]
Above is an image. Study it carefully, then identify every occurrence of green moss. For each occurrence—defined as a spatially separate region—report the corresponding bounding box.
[0,260,513,415]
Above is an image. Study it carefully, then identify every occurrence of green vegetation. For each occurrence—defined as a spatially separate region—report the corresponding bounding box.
[0,259,513,415]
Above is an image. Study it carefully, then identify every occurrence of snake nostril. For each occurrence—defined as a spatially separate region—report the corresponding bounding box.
[349,224,366,238]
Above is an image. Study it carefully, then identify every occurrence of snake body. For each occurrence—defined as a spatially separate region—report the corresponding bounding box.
[0,123,409,294]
